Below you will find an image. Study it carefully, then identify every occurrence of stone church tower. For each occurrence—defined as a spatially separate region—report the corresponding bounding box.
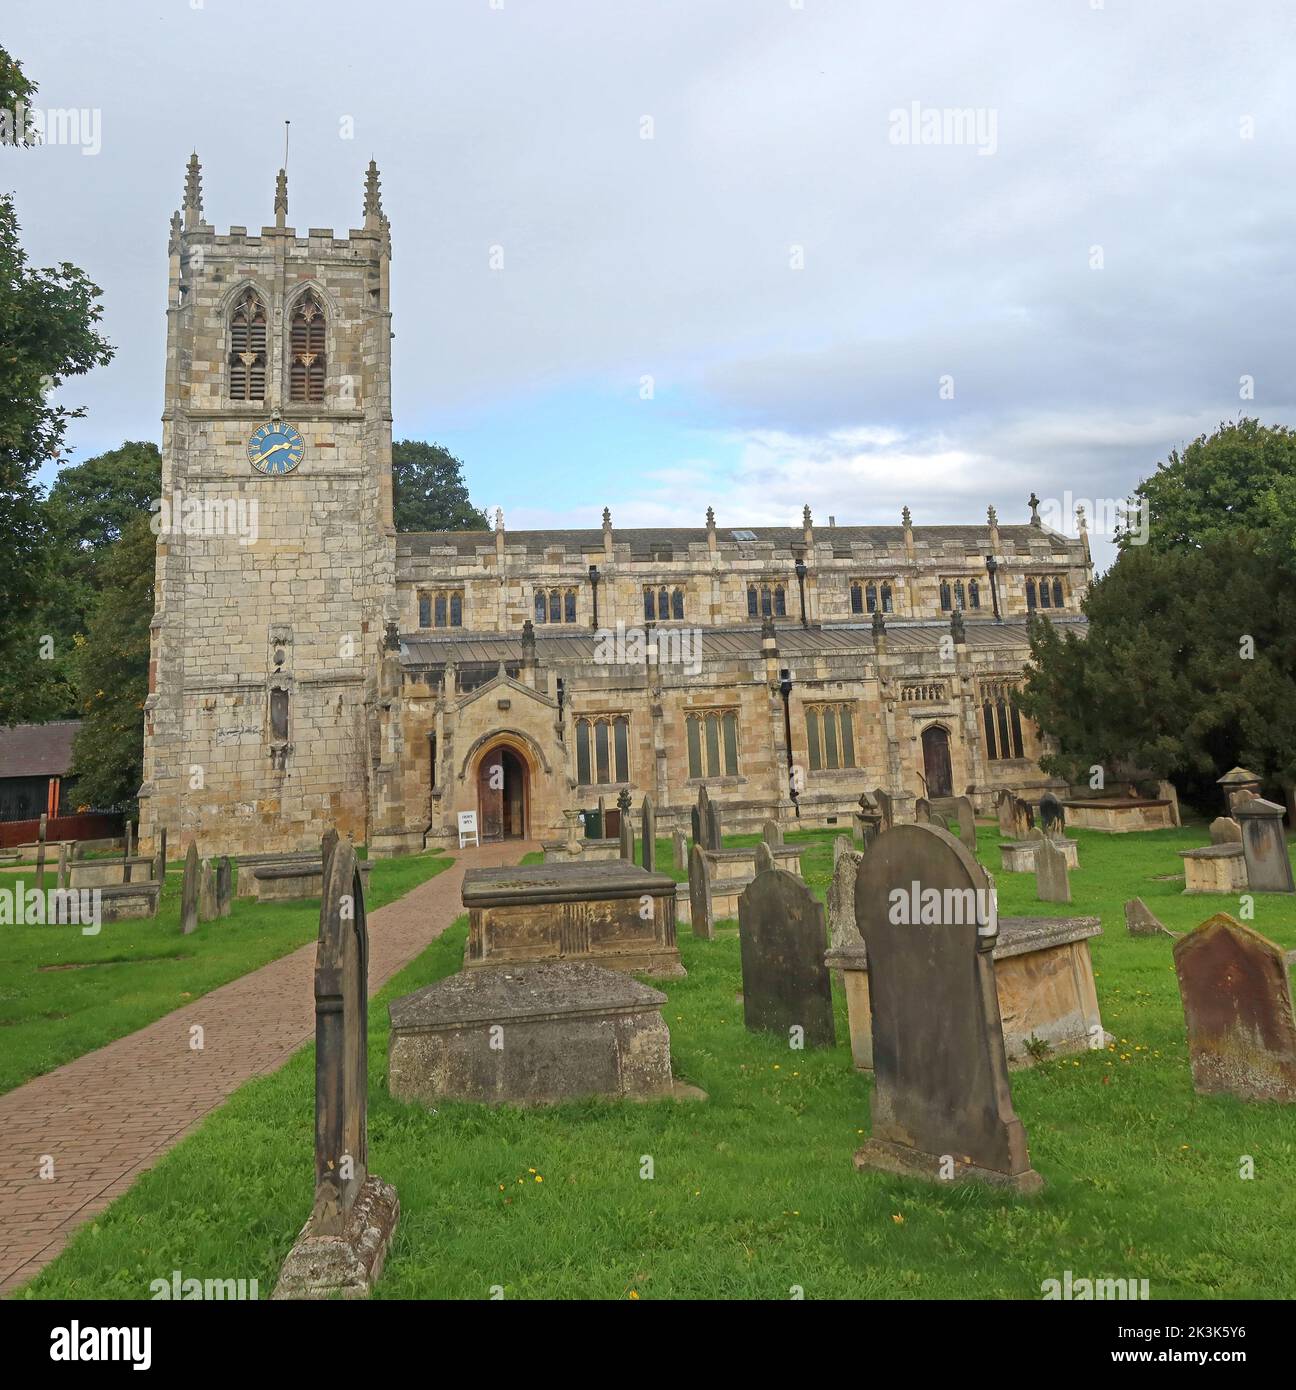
[138,156,398,856]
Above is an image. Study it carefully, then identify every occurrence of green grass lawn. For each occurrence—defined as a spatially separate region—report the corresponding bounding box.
[16,824,1296,1300]
[0,849,452,1096]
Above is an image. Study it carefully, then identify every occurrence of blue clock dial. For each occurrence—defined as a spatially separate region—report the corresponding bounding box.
[247,422,305,475]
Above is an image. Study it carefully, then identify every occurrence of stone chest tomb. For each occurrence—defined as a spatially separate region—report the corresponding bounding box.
[462,860,684,978]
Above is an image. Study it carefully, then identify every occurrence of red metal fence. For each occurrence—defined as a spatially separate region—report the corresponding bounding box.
[0,812,123,849]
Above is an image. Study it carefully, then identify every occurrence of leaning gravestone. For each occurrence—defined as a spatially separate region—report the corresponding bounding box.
[689,844,714,940]
[180,842,199,936]
[996,789,1017,838]
[1233,794,1295,893]
[641,795,656,873]
[1173,913,1296,1103]
[762,819,784,848]
[827,847,863,951]
[705,799,723,852]
[619,817,635,863]
[216,856,233,918]
[853,823,1043,1192]
[198,858,218,922]
[1124,898,1172,938]
[737,869,835,1048]
[673,829,688,871]
[1036,833,1071,904]
[872,788,893,832]
[36,813,47,894]
[754,841,775,874]
[274,839,399,1297]
[833,834,853,870]
[1011,797,1035,840]
[1209,816,1242,845]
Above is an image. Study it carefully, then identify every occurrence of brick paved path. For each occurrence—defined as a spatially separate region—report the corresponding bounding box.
[0,840,534,1293]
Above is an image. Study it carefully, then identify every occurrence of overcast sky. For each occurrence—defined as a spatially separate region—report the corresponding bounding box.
[7,0,1295,568]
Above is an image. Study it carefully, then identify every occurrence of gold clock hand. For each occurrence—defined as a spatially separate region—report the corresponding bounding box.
[250,440,292,465]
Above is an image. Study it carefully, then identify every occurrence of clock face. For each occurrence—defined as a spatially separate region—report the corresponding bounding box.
[247,422,305,476]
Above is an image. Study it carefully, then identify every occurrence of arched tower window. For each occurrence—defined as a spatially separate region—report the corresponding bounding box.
[229,289,267,401]
[289,291,326,403]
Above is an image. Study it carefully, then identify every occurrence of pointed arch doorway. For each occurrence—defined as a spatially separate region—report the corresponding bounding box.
[921,725,953,799]
[476,743,529,840]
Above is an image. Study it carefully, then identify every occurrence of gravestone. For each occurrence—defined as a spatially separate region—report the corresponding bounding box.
[216,856,233,918]
[35,813,47,894]
[321,827,339,880]
[198,858,218,922]
[1011,797,1035,840]
[833,834,853,870]
[180,842,199,935]
[827,847,863,951]
[872,787,893,832]
[619,816,635,863]
[1035,833,1071,904]
[914,797,931,823]
[852,823,1043,1192]
[737,869,835,1048]
[1038,793,1065,834]
[155,826,168,885]
[56,841,69,892]
[673,829,688,871]
[1233,793,1295,893]
[705,799,723,852]
[754,841,775,874]
[640,795,656,872]
[695,785,711,847]
[275,840,399,1297]
[123,822,135,884]
[1124,898,1172,938]
[762,819,784,847]
[688,844,714,940]
[995,789,1017,838]
[952,796,977,854]
[1209,816,1242,845]
[1156,779,1182,827]
[690,805,701,846]
[1173,913,1296,1103]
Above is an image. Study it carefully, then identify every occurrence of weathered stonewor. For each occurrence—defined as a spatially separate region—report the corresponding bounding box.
[1125,898,1172,938]
[832,834,853,870]
[996,788,1018,838]
[689,844,714,940]
[1179,841,1247,894]
[180,842,199,935]
[56,842,69,892]
[619,816,635,863]
[641,794,656,873]
[872,787,894,831]
[198,858,218,922]
[828,847,863,952]
[914,797,931,823]
[67,856,154,890]
[762,819,783,847]
[705,798,723,852]
[155,826,168,885]
[234,850,321,899]
[122,823,135,885]
[1061,796,1176,832]
[694,785,710,846]
[387,960,699,1108]
[1011,796,1034,841]
[216,856,234,918]
[463,860,683,977]
[252,858,374,903]
[754,841,775,874]
[321,827,339,880]
[999,835,1079,874]
[1035,833,1071,904]
[691,804,702,847]
[738,868,835,1048]
[680,841,804,928]
[673,829,688,871]
[1173,913,1296,1103]
[1209,816,1242,845]
[274,840,398,1298]
[35,813,47,894]
[953,796,977,854]
[1233,792,1295,894]
[1157,780,1182,827]
[851,823,1044,1193]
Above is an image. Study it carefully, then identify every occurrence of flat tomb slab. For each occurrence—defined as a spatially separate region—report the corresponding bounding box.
[1062,799,1176,832]
[462,861,683,977]
[1180,844,1248,894]
[252,859,372,902]
[1000,838,1079,872]
[388,961,694,1107]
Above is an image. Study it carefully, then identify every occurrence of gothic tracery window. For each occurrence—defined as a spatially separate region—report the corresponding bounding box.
[575,714,630,785]
[534,587,578,624]
[747,582,786,619]
[805,702,857,772]
[228,289,267,401]
[686,710,739,779]
[289,290,326,403]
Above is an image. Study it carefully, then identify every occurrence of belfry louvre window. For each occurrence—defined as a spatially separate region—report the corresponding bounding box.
[685,709,739,779]
[418,589,463,628]
[981,680,1026,760]
[289,291,326,403]
[746,582,787,619]
[228,289,267,401]
[534,587,578,624]
[643,586,685,621]
[574,714,630,785]
[805,702,856,771]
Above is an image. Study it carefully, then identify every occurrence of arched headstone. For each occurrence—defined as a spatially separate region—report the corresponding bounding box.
[852,824,1042,1192]
[180,842,199,936]
[689,844,714,940]
[738,869,835,1048]
[274,838,399,1297]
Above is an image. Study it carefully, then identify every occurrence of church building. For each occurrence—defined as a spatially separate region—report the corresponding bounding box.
[139,162,1091,858]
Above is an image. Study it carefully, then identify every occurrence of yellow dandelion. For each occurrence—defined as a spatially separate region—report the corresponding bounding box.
[892,1212,905,1224]
[629,1290,640,1300]
[535,1175,543,1183]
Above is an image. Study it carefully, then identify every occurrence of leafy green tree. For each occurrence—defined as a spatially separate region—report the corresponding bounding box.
[1019,537,1296,811]
[0,442,160,725]
[392,439,489,531]
[0,45,38,144]
[68,514,156,812]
